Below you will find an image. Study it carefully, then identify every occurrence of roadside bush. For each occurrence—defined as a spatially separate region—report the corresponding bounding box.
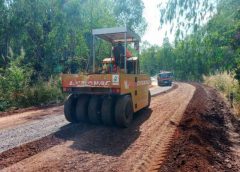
[203,72,238,94]
[203,72,240,117]
[0,50,64,111]
[22,77,64,107]
[0,50,30,110]
[0,75,64,111]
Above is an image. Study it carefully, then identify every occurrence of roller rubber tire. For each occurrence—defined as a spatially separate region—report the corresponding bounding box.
[115,95,133,128]
[146,90,151,108]
[88,96,102,124]
[76,95,90,122]
[64,94,78,123]
[101,97,114,125]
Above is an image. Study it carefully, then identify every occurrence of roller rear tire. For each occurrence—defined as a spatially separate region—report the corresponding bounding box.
[102,97,115,125]
[115,95,133,128]
[146,90,151,108]
[76,95,90,122]
[88,96,102,124]
[64,94,78,123]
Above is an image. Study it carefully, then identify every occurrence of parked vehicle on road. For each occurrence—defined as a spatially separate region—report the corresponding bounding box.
[157,71,173,86]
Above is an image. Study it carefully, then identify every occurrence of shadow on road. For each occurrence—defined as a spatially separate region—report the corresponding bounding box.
[54,108,152,156]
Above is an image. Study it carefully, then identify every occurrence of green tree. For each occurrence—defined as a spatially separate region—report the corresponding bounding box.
[113,0,147,35]
[0,0,147,111]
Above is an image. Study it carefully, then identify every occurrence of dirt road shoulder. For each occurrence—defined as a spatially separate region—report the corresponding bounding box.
[159,84,240,172]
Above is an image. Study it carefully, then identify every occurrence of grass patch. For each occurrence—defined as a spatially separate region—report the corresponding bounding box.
[0,77,64,112]
[203,72,240,118]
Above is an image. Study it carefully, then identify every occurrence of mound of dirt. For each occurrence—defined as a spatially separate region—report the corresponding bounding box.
[159,84,240,172]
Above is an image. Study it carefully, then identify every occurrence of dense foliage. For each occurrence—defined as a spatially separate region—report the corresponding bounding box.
[0,0,146,111]
[159,0,217,37]
[140,0,240,81]
[0,0,239,111]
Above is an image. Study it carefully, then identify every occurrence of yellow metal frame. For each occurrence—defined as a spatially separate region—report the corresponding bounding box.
[62,73,150,112]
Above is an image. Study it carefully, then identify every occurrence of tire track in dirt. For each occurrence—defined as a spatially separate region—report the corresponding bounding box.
[1,83,195,172]
[130,84,194,172]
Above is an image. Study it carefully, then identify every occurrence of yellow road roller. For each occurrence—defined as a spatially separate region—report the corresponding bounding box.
[62,27,151,127]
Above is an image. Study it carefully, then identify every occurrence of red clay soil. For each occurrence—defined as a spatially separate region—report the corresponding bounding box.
[152,84,178,97]
[0,84,178,171]
[0,135,63,170]
[1,83,195,172]
[0,123,78,170]
[159,84,240,172]
[1,83,239,172]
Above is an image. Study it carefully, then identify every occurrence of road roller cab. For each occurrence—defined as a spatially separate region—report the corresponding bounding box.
[62,27,151,127]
